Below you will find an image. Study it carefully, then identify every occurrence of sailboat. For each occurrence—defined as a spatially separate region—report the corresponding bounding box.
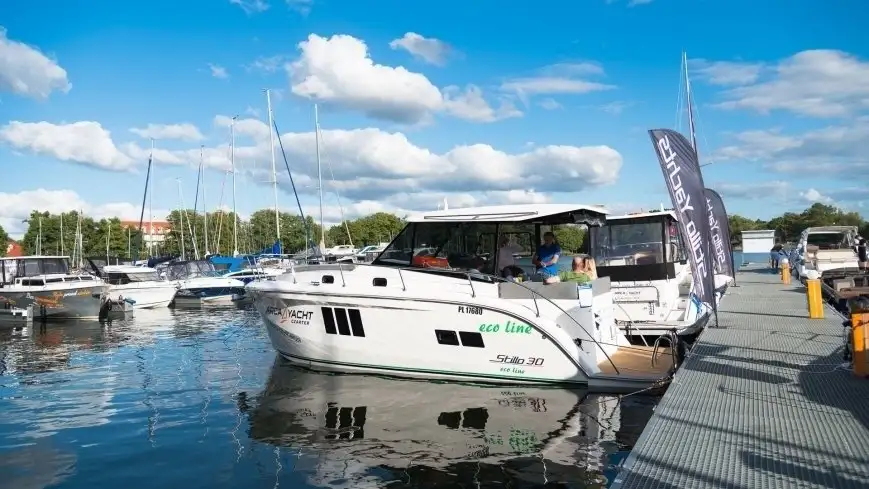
[164,177,246,307]
[82,144,178,309]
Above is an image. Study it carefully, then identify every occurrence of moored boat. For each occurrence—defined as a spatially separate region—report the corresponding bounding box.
[246,204,682,393]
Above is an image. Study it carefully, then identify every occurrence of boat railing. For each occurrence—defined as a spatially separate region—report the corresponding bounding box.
[334,261,618,374]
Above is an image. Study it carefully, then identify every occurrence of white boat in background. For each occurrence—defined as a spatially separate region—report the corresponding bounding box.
[589,211,711,342]
[82,258,176,309]
[0,256,110,320]
[160,260,246,307]
[325,244,358,258]
[790,226,860,282]
[354,243,389,263]
[246,204,680,393]
[222,268,282,284]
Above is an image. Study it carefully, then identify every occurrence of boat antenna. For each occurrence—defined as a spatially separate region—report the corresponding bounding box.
[273,118,314,255]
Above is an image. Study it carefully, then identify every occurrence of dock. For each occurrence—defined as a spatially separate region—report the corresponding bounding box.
[612,265,869,489]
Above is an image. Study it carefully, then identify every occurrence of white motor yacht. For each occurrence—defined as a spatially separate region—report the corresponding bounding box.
[589,211,712,343]
[790,226,860,282]
[0,256,110,320]
[160,260,246,306]
[246,204,681,392]
[83,258,176,309]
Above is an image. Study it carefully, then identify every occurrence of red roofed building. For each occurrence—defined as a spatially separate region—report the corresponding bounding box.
[120,220,172,247]
[5,241,23,257]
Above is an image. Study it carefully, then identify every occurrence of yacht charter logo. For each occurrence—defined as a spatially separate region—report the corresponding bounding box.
[649,128,716,307]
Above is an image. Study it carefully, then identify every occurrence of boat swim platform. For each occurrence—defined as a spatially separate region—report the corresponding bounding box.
[612,264,869,489]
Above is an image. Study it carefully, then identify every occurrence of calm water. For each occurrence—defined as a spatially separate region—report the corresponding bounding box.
[0,305,659,489]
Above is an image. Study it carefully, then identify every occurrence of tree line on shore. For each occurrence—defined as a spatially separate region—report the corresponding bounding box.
[3,202,866,258]
[728,203,869,247]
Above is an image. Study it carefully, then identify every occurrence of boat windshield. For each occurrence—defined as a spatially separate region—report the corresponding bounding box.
[806,232,850,250]
[164,260,219,280]
[0,258,71,284]
[374,222,499,273]
[106,271,161,284]
[591,219,683,266]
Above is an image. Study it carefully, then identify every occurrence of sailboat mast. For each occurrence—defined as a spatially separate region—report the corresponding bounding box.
[177,179,186,261]
[149,138,154,256]
[231,116,239,257]
[314,103,325,249]
[683,51,700,156]
[201,145,210,256]
[60,213,64,255]
[266,89,281,251]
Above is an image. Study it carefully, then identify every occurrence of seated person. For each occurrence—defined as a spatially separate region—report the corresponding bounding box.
[532,232,561,281]
[497,235,525,281]
[547,256,595,284]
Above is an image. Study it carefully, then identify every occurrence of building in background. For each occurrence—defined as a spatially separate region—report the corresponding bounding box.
[120,221,171,250]
[5,241,23,257]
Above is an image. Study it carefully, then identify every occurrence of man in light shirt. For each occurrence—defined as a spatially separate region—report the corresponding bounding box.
[497,235,525,281]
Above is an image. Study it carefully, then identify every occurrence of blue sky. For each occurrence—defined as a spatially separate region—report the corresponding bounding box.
[1,0,867,237]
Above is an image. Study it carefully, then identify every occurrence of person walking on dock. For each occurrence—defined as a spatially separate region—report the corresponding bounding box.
[858,237,867,270]
[769,243,784,271]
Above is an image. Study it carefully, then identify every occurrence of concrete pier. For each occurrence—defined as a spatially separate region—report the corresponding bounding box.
[612,265,869,489]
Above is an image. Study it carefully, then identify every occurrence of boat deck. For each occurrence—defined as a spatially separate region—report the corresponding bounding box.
[612,265,869,489]
[598,345,675,377]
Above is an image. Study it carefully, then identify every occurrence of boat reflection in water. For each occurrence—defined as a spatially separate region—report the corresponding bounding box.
[248,359,657,488]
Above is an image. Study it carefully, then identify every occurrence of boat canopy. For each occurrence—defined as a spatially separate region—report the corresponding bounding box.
[407,204,608,226]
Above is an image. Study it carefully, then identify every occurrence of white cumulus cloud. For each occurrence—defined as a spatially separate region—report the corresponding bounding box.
[0,121,134,171]
[130,123,205,141]
[0,27,71,99]
[707,50,869,118]
[286,34,520,124]
[0,189,170,238]
[389,32,451,66]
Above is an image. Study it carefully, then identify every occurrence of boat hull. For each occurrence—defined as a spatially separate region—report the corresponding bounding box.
[251,289,595,387]
[173,292,242,307]
[0,285,110,320]
[107,284,177,309]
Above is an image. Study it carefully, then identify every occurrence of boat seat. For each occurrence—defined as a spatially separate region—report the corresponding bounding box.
[833,278,855,292]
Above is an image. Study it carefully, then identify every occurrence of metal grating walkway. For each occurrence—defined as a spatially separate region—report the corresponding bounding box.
[612,265,869,489]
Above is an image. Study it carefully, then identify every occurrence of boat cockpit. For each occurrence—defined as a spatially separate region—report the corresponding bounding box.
[589,211,687,282]
[371,204,608,281]
[161,260,222,281]
[1,256,98,287]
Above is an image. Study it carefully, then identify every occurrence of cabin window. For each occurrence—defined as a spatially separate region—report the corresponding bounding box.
[806,233,849,250]
[106,271,160,285]
[372,224,415,266]
[590,220,667,267]
[459,331,485,348]
[435,329,460,346]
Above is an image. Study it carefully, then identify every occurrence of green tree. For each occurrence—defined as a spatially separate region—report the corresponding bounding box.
[553,225,586,253]
[327,212,406,247]
[0,222,8,257]
[727,215,764,247]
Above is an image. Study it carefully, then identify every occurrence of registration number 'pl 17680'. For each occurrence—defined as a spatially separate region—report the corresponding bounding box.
[458,305,483,315]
